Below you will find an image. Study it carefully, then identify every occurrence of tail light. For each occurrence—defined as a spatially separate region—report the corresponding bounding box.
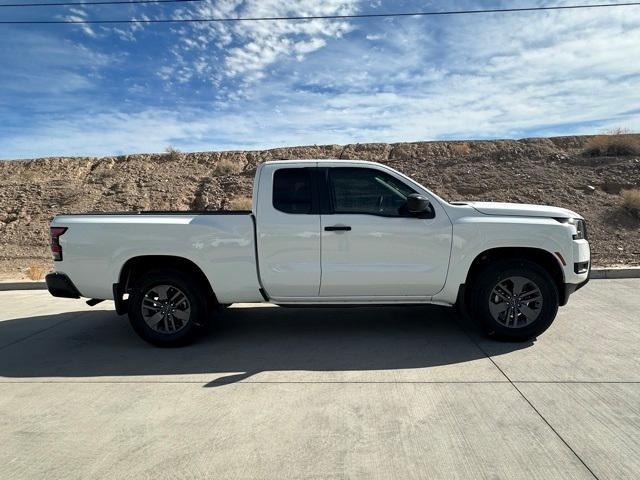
[50,227,68,261]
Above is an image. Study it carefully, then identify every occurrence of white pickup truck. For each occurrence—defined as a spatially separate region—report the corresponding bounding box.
[46,160,590,346]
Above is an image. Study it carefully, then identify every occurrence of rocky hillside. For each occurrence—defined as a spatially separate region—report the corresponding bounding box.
[1,135,639,280]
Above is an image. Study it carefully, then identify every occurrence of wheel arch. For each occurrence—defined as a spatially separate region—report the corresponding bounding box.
[463,247,566,307]
[115,255,217,314]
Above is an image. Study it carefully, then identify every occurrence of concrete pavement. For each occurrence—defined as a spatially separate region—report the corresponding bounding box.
[0,280,638,479]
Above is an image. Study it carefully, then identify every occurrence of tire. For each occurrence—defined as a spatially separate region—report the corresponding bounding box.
[127,268,210,347]
[469,259,559,341]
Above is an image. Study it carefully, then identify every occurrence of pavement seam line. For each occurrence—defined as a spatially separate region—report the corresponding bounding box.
[0,310,87,351]
[450,311,601,480]
[0,380,637,385]
[0,380,513,384]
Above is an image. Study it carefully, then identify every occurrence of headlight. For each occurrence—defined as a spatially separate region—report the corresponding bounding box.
[569,218,587,240]
[554,217,588,240]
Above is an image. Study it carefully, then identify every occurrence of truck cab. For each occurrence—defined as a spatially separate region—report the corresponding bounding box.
[254,160,452,302]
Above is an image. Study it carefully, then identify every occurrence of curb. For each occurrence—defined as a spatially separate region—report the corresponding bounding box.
[0,282,46,291]
[1,267,639,292]
[588,267,640,279]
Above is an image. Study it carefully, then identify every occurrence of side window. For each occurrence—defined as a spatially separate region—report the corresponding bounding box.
[273,168,313,214]
[329,167,417,217]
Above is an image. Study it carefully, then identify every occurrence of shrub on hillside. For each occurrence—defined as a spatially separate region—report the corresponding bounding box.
[56,189,81,206]
[21,170,40,182]
[164,146,182,162]
[450,143,471,156]
[228,196,252,210]
[621,189,640,218]
[89,169,117,184]
[26,264,48,280]
[583,128,640,157]
[212,158,242,175]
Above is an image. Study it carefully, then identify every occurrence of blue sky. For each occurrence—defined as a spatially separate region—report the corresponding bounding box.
[1,0,639,159]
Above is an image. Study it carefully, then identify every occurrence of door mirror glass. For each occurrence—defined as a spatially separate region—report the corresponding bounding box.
[406,193,431,214]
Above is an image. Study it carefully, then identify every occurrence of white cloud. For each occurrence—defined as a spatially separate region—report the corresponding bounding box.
[167,0,357,84]
[62,6,98,38]
[111,14,149,42]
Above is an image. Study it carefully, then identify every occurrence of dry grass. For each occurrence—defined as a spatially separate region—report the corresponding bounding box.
[583,128,640,157]
[622,189,640,218]
[450,143,471,156]
[212,158,243,175]
[25,264,48,281]
[228,196,253,210]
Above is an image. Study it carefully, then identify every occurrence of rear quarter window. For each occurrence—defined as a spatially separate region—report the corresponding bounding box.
[272,168,313,214]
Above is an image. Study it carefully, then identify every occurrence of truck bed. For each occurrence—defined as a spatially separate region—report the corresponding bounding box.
[51,211,263,303]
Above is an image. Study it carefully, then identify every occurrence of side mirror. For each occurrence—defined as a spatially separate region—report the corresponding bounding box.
[406,193,430,214]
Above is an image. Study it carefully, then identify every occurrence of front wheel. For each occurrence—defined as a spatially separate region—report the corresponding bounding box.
[127,268,209,347]
[469,259,559,341]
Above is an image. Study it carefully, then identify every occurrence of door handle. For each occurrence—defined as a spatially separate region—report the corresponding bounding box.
[324,225,352,232]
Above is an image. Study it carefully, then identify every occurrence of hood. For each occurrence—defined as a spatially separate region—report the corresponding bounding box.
[456,201,581,219]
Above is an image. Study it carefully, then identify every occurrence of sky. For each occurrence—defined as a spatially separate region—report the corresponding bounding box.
[1,0,639,159]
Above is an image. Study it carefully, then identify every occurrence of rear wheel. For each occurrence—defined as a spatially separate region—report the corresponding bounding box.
[128,268,209,347]
[469,259,559,341]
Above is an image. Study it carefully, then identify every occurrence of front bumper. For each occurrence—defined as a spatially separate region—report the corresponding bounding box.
[45,273,81,299]
[561,264,590,306]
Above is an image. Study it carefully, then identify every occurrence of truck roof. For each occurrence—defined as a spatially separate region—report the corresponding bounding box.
[263,159,382,166]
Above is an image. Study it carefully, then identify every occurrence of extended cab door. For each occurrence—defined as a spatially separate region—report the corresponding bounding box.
[255,163,321,298]
[319,165,452,298]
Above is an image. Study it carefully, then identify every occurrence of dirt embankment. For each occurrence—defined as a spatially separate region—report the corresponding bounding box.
[1,135,639,280]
